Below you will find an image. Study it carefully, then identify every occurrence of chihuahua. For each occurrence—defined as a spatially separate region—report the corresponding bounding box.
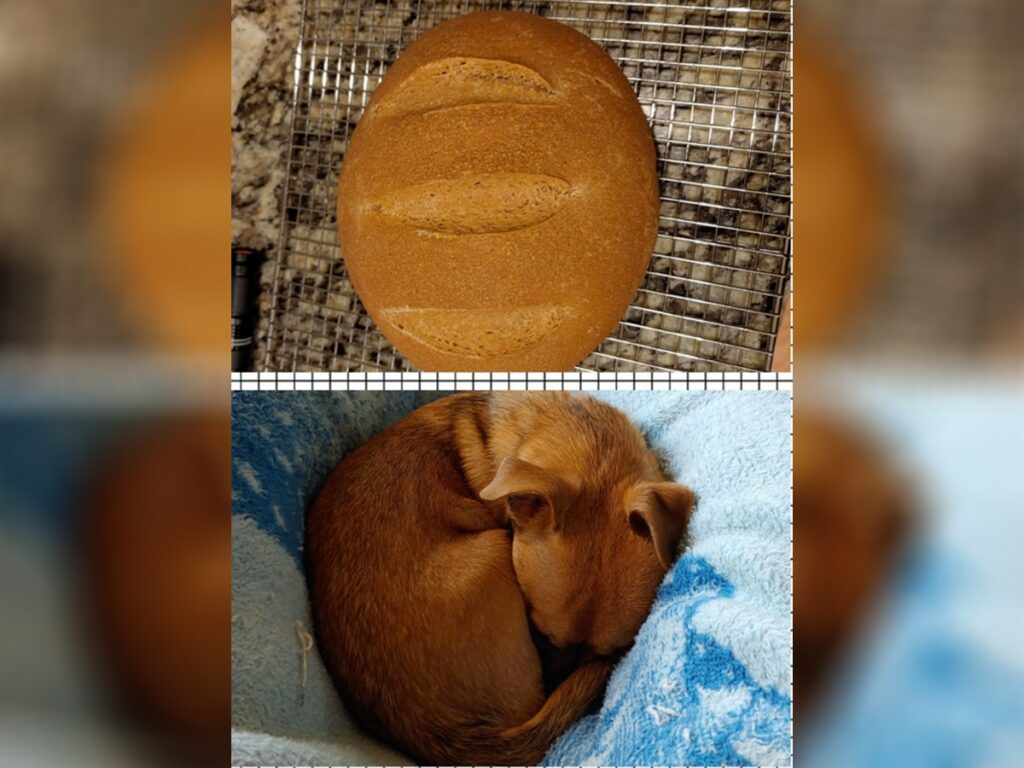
[307,393,693,765]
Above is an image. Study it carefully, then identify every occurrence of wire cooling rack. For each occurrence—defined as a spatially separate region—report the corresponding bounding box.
[258,0,791,372]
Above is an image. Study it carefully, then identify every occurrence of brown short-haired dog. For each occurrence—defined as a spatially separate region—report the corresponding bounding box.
[307,393,693,765]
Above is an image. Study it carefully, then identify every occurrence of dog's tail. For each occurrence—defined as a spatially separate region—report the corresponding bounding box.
[441,659,613,766]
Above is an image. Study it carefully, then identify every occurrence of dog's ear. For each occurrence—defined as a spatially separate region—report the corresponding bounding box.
[479,457,574,530]
[625,481,695,570]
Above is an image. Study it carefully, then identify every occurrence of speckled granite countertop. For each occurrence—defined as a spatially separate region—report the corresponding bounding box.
[231,0,302,253]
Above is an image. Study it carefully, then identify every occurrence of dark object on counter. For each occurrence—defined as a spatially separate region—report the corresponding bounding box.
[231,248,263,371]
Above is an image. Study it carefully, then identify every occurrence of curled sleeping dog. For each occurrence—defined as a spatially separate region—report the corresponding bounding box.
[307,393,694,765]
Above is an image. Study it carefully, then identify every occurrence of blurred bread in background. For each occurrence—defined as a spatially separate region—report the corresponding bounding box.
[794,21,888,359]
[797,0,1023,364]
[0,0,226,359]
[96,10,228,355]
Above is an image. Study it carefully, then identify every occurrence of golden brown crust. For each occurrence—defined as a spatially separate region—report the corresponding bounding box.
[338,11,659,370]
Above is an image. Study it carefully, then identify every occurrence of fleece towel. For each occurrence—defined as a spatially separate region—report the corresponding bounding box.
[231,391,792,766]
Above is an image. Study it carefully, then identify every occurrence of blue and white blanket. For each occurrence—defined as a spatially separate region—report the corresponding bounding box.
[231,391,793,766]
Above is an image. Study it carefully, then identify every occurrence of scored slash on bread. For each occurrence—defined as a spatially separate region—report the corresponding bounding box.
[381,305,574,358]
[369,172,575,235]
[372,57,559,118]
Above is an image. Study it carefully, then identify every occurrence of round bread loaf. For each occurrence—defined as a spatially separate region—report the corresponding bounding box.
[338,11,658,371]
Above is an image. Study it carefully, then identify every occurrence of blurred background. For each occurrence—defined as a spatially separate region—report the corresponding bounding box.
[0,0,1021,765]
[795,0,1024,765]
[796,0,1023,361]
[0,0,228,766]
[795,374,1024,767]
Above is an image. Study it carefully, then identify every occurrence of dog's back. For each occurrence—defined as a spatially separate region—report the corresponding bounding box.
[307,395,545,761]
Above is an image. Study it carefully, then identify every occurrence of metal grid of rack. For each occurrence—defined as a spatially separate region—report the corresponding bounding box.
[259,0,791,372]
